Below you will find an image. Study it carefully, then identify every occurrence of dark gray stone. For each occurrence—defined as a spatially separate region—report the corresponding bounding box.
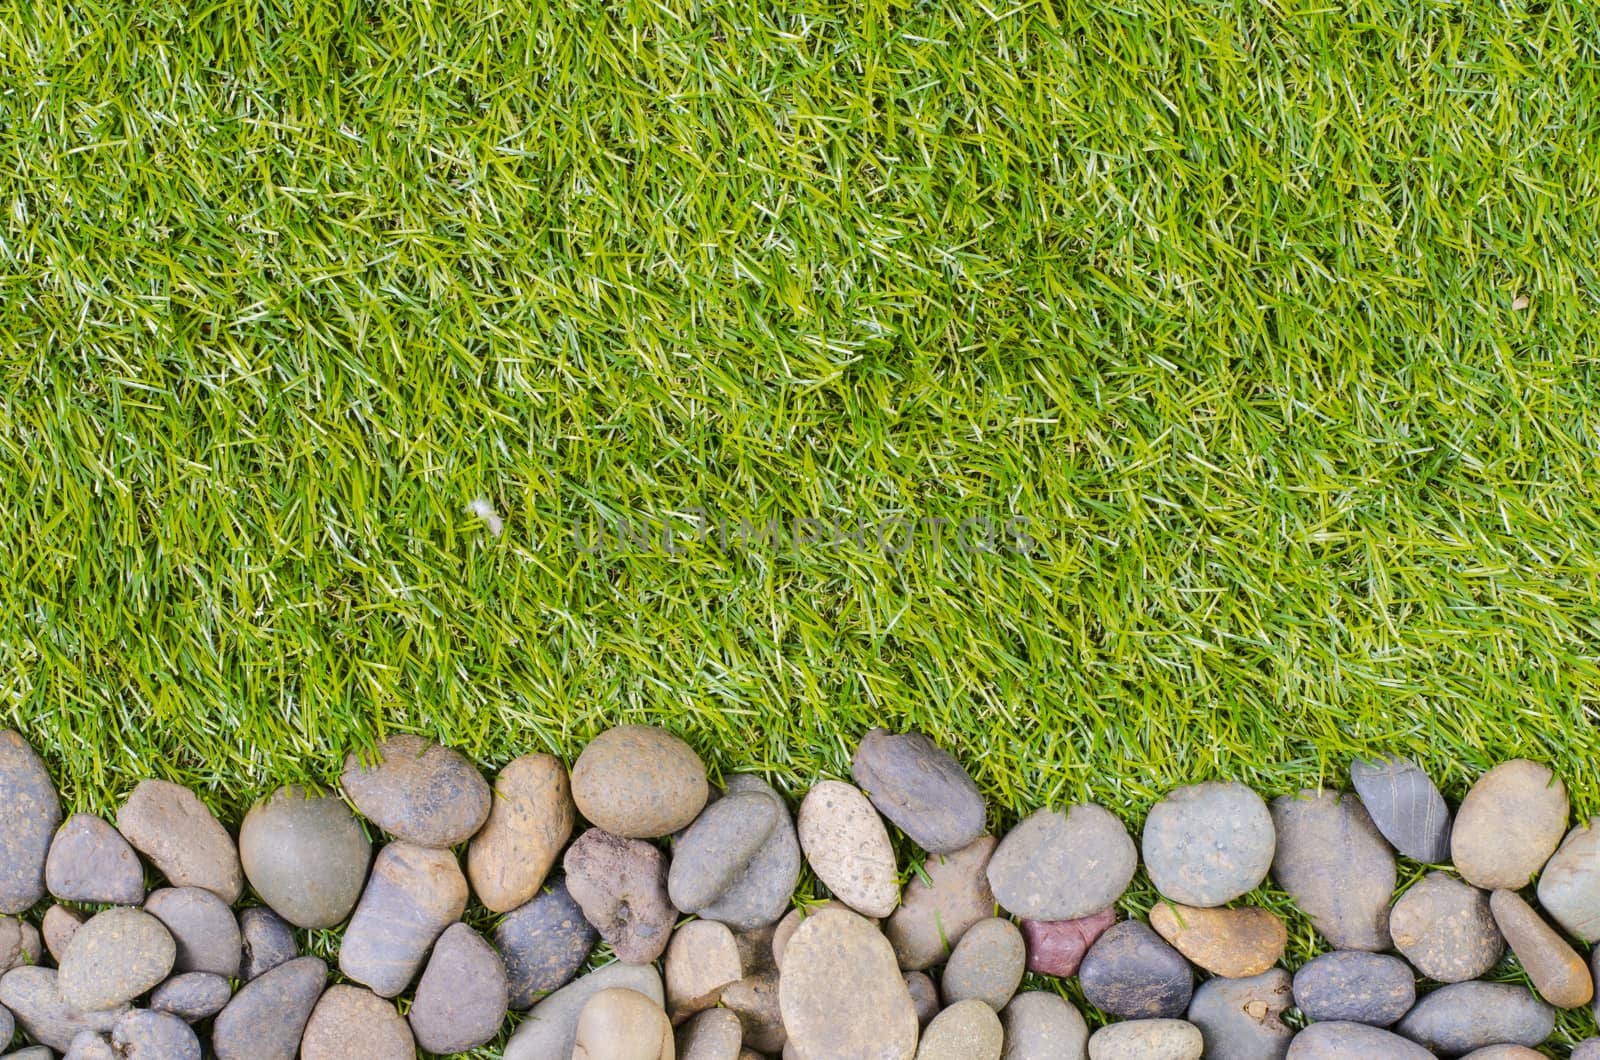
[238,906,298,980]
[1079,920,1194,1019]
[987,805,1137,921]
[1142,781,1275,908]
[149,972,231,1021]
[338,842,467,997]
[407,923,507,1054]
[905,971,939,1028]
[1187,969,1294,1060]
[144,886,241,978]
[211,956,325,1060]
[45,814,144,905]
[851,727,987,854]
[495,878,596,1008]
[58,908,175,1012]
[1393,981,1553,1055]
[0,731,61,914]
[340,735,491,848]
[0,967,126,1051]
[116,780,243,904]
[112,1009,202,1059]
[1269,790,1394,950]
[239,785,371,929]
[1287,1021,1435,1058]
[667,790,779,912]
[1350,756,1451,863]
[1389,871,1502,983]
[1291,951,1415,1026]
[676,776,800,930]
[563,827,676,964]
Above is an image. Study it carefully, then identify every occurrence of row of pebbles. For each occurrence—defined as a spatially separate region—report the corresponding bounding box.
[2,725,1600,1057]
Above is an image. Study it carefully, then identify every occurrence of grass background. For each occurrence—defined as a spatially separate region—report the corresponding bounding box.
[3,0,1600,1052]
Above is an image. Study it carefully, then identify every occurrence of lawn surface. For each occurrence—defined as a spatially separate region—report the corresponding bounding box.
[3,0,1600,1051]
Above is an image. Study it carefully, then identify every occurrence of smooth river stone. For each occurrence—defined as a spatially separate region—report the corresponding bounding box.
[0,1002,11,1046]
[111,1009,202,1060]
[45,814,144,905]
[1490,888,1593,1008]
[1535,817,1600,942]
[116,780,243,903]
[1,916,42,972]
[1457,1048,1548,1059]
[1573,1040,1600,1060]
[999,991,1090,1060]
[694,775,801,930]
[852,727,987,855]
[1286,1021,1435,1058]
[40,906,82,964]
[797,780,901,917]
[563,827,677,963]
[340,734,491,848]
[497,878,597,1007]
[1079,921,1194,1019]
[988,804,1137,921]
[1142,782,1275,908]
[300,984,415,1060]
[1350,755,1451,862]
[1269,790,1394,950]
[942,917,1026,1010]
[211,956,325,1060]
[665,920,742,1023]
[675,1007,744,1060]
[1290,951,1415,1026]
[1149,903,1286,979]
[466,753,574,914]
[144,887,242,977]
[0,732,62,913]
[888,835,997,970]
[338,842,467,997]
[669,791,779,913]
[779,907,918,1060]
[0,967,126,1051]
[238,906,297,980]
[239,785,371,929]
[721,970,784,1052]
[503,962,663,1060]
[570,724,709,838]
[58,909,175,1012]
[1389,871,1501,982]
[64,1032,116,1060]
[1187,969,1294,1060]
[1393,981,1554,1055]
[408,922,508,1053]
[1021,908,1117,977]
[1451,759,1567,890]
[917,998,1003,1060]
[1088,1019,1203,1060]
[573,987,673,1059]
[149,972,231,1021]
[905,970,940,1027]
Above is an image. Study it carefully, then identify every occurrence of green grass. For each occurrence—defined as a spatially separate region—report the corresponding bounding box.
[2,0,1600,1052]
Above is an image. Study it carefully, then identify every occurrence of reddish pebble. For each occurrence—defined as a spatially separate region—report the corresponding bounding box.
[1020,908,1117,977]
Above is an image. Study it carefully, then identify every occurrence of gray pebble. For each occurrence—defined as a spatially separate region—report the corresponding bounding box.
[338,842,467,997]
[299,984,414,1060]
[503,962,663,1060]
[149,972,231,1021]
[852,727,987,855]
[1088,1019,1203,1060]
[112,1008,202,1059]
[116,780,243,903]
[888,836,997,970]
[64,1032,116,1060]
[1349,756,1451,863]
[496,878,597,1008]
[238,906,297,980]
[1269,790,1394,951]
[988,805,1137,921]
[1572,1038,1600,1060]
[40,906,82,965]
[239,785,371,929]
[45,814,144,905]
[669,791,779,914]
[905,971,940,1028]
[1389,871,1502,983]
[0,967,126,1052]
[1187,969,1294,1060]
[777,908,917,1060]
[1291,951,1415,1026]
[1392,980,1553,1055]
[144,886,242,977]
[211,956,326,1060]
[1451,759,1567,890]
[58,908,175,1012]
[407,922,508,1054]
[1142,781,1274,907]
[341,735,491,848]
[1,917,42,973]
[1079,921,1193,1020]
[681,776,800,930]
[1535,817,1600,943]
[0,731,62,914]
[1286,1021,1434,1058]
[918,998,1003,1060]
[674,1007,743,1060]
[998,991,1089,1060]
[941,918,1025,1011]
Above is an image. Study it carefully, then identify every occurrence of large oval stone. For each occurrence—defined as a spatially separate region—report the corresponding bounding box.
[1079,921,1194,1019]
[998,991,1089,1060]
[239,785,371,929]
[917,998,1003,1060]
[144,887,241,978]
[300,984,414,1060]
[1349,755,1451,862]
[563,827,677,963]
[852,728,987,855]
[888,835,997,970]
[1451,759,1567,890]
[942,917,1025,1010]
[58,908,176,1012]
[1269,790,1394,950]
[988,805,1137,921]
[778,907,918,1060]
[503,962,663,1060]
[0,732,63,914]
[211,956,326,1060]
[116,780,243,903]
[340,735,491,848]
[1535,818,1600,942]
[797,781,900,917]
[408,922,507,1053]
[0,967,126,1051]
[1142,782,1274,908]
[338,842,467,997]
[45,814,143,906]
[466,754,574,914]
[1290,951,1414,1026]
[1148,903,1286,979]
[496,878,597,1008]
[1020,908,1117,978]
[1187,969,1294,1060]
[1392,981,1554,1055]
[1088,1019,1203,1060]
[1389,870,1502,982]
[1490,888,1593,1008]
[111,1009,202,1060]
[692,775,801,930]
[1287,1021,1435,1058]
[570,725,708,838]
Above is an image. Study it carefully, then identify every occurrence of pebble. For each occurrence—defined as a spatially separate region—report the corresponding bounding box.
[44,814,144,905]
[1088,1019,1203,1060]
[1458,1048,1548,1059]
[143,886,242,977]
[721,971,784,1052]
[496,878,596,1008]
[238,785,371,929]
[149,972,231,1021]
[111,1009,202,1059]
[408,922,508,1053]
[887,835,998,970]
[1290,951,1415,1026]
[917,998,1004,1060]
[941,917,1026,1010]
[1,917,42,972]
[1490,887,1593,1008]
[693,775,801,930]
[797,780,900,917]
[1286,1021,1435,1058]
[65,1032,116,1060]
[1389,870,1502,982]
[338,841,467,997]
[237,906,297,980]
[1079,920,1194,1019]
[503,963,663,1060]
[58,908,176,1011]
[1392,980,1554,1055]
[1349,755,1451,862]
[1187,968,1294,1060]
[905,971,940,1027]
[1148,903,1286,978]
[572,987,673,1059]
[852,728,987,854]
[116,780,243,903]
[299,984,415,1060]
[210,956,326,1060]
[676,1007,745,1060]
[0,1002,10,1045]
[466,753,575,914]
[5,1048,54,1060]
[563,827,678,963]
[340,735,491,848]
[998,991,1090,1060]
[1268,790,1394,950]
[570,724,709,838]
[1020,907,1117,977]
[1142,782,1275,907]
[0,967,127,1051]
[778,907,918,1060]
[987,804,1137,921]
[1574,1040,1600,1060]
[0,732,61,914]
[1451,759,1568,890]
[1535,817,1600,942]
[669,790,780,914]
[40,905,82,964]
[665,919,743,1023]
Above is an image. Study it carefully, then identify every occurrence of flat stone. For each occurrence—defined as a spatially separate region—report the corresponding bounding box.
[1290,951,1415,1026]
[1451,759,1567,890]
[238,906,297,980]
[211,956,325,1060]
[1,916,43,972]
[116,780,243,903]
[797,781,900,917]
[58,908,175,1012]
[941,917,1025,1010]
[1142,782,1275,907]
[570,725,709,838]
[149,972,231,1021]
[1187,969,1294,1060]
[998,991,1089,1060]
[1079,921,1194,1019]
[905,970,939,1027]
[1350,756,1451,862]
[1149,903,1286,978]
[0,732,61,914]
[1535,817,1600,942]
[573,987,673,1059]
[340,735,491,848]
[45,814,144,905]
[466,754,574,914]
[988,805,1137,921]
[888,836,998,970]
[665,919,742,1023]
[778,907,918,1060]
[676,1007,744,1060]
[563,827,677,963]
[1286,1021,1435,1058]
[1490,888,1593,1008]
[1393,981,1554,1055]
[503,963,663,1060]
[1269,790,1394,950]
[917,998,1003,1060]
[144,886,241,977]
[239,785,371,929]
[1021,908,1117,977]
[721,971,784,1052]
[0,967,126,1051]
[1088,1019,1203,1060]
[669,791,780,913]
[496,878,596,1008]
[408,922,507,1053]
[852,727,987,855]
[338,841,467,997]
[1389,871,1502,982]
[693,775,801,930]
[111,1009,202,1059]
[40,905,83,964]
[300,984,415,1060]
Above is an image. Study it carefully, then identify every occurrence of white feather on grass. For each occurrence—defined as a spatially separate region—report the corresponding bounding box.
[467,498,503,538]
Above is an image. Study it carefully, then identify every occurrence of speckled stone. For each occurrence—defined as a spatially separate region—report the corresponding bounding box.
[407,923,508,1054]
[338,842,468,997]
[917,998,1004,1060]
[341,735,492,848]
[211,956,326,1060]
[0,967,126,1052]
[1349,755,1451,863]
[1451,759,1568,890]
[466,754,575,914]
[300,985,415,1060]
[1393,981,1554,1055]
[1269,790,1394,951]
[1021,908,1118,978]
[144,886,242,977]
[149,972,231,1022]
[1142,782,1275,908]
[1291,951,1415,1026]
[1088,1019,1203,1060]
[852,728,987,855]
[64,1032,116,1060]
[58,908,176,1012]
[239,785,371,929]
[905,971,940,1028]
[111,1009,202,1060]
[1187,969,1294,1060]
[1286,1021,1435,1059]
[563,827,678,964]
[1536,818,1600,943]
[797,781,901,918]
[1490,888,1593,1008]
[998,991,1089,1060]
[1389,871,1502,983]
[887,836,997,970]
[941,918,1026,1011]
[1079,921,1194,1020]
[0,732,61,915]
[45,814,144,905]
[1148,903,1286,979]
[503,963,663,1060]
[988,805,1137,922]
[496,878,597,1008]
[570,725,709,839]
[116,780,243,904]
[778,907,918,1060]
[238,906,297,980]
